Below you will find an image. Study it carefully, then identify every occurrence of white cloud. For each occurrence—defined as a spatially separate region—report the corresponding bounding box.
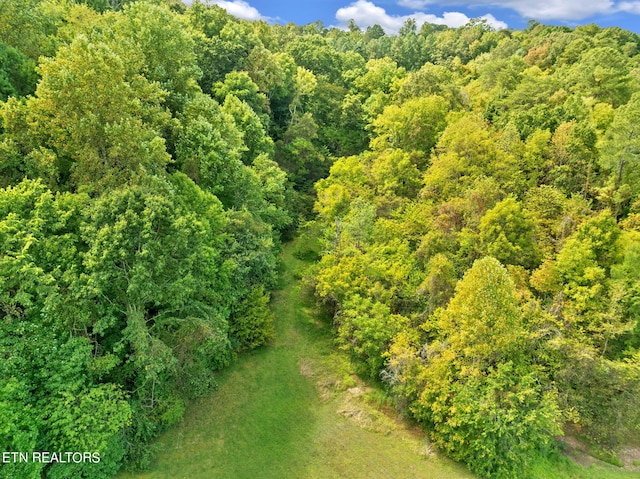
[618,1,640,13]
[479,13,509,29]
[399,0,620,21]
[208,0,264,21]
[506,0,614,20]
[335,0,507,34]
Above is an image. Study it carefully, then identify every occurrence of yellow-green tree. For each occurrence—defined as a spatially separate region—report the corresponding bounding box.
[411,257,561,478]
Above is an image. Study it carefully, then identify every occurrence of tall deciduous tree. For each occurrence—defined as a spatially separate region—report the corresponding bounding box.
[370,95,448,154]
[479,197,538,268]
[0,179,132,478]
[412,257,561,478]
[7,33,170,193]
[116,1,201,114]
[599,93,640,215]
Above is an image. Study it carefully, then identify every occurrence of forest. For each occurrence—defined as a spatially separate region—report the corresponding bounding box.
[1,0,639,478]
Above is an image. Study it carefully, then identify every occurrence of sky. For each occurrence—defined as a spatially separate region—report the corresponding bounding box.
[205,0,640,35]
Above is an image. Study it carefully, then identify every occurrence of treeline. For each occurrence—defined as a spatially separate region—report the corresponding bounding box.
[1,1,299,477]
[1,1,640,477]
[311,16,640,479]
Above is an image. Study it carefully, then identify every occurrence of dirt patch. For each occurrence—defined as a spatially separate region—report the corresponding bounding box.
[299,358,314,377]
[557,435,599,468]
[618,446,640,470]
[558,433,640,472]
[347,386,372,396]
[299,356,340,402]
[336,393,396,435]
[413,439,436,458]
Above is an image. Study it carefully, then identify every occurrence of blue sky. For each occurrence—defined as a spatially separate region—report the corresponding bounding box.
[206,0,640,34]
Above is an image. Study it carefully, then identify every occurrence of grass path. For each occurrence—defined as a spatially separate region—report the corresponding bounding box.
[117,237,638,479]
[117,238,473,479]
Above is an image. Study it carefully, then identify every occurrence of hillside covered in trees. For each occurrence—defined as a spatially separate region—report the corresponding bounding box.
[1,0,640,478]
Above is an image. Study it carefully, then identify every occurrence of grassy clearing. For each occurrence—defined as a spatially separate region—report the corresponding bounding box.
[117,236,472,479]
[117,233,639,479]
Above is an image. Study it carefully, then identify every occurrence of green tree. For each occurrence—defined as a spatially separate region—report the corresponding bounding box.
[275,111,326,193]
[289,66,317,121]
[411,258,561,478]
[370,95,448,154]
[0,179,132,478]
[568,46,632,107]
[9,33,170,193]
[353,57,405,122]
[222,95,274,164]
[391,19,424,70]
[244,47,295,102]
[228,285,275,351]
[0,42,37,101]
[337,295,409,377]
[0,379,42,479]
[531,212,625,353]
[77,175,235,463]
[524,185,569,258]
[598,93,640,215]
[116,1,201,113]
[175,93,254,209]
[394,62,465,109]
[550,121,599,196]
[422,114,521,200]
[250,154,292,231]
[212,71,270,126]
[286,34,342,83]
[479,197,538,268]
[417,253,457,313]
[0,0,60,59]
[194,13,261,88]
[368,149,422,198]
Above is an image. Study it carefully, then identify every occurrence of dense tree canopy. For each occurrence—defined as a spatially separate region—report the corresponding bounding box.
[307,11,640,479]
[1,1,640,477]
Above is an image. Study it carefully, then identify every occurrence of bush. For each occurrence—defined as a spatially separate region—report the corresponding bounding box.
[229,286,276,351]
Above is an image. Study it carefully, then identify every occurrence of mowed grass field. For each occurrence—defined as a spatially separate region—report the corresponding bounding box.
[118,236,639,479]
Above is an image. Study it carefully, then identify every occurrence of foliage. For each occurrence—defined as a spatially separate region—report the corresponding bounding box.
[479,197,538,268]
[337,295,409,377]
[308,14,640,478]
[411,258,562,478]
[228,285,275,351]
[370,95,448,154]
[0,42,38,101]
[2,2,640,477]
